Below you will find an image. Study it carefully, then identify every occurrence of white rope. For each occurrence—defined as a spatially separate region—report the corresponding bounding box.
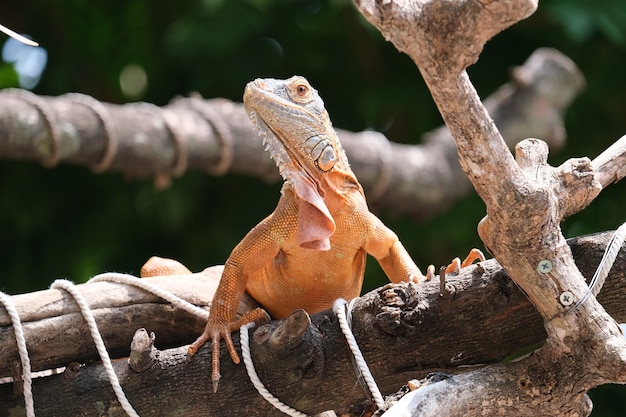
[570,222,626,313]
[240,322,308,417]
[589,222,626,297]
[50,279,140,417]
[0,291,35,417]
[89,272,208,319]
[333,298,385,410]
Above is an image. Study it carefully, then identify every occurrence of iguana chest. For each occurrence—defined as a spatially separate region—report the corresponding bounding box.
[245,193,371,319]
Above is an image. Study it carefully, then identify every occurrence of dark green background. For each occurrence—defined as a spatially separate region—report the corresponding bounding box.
[1,0,625,414]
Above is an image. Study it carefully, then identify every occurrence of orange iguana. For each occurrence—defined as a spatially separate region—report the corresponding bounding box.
[143,76,483,391]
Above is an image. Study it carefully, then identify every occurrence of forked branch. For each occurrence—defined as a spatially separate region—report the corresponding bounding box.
[354,0,626,415]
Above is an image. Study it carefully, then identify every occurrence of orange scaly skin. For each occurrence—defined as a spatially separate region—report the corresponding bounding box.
[180,76,483,391]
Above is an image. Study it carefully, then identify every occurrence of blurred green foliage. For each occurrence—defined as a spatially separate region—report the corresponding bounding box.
[544,0,626,44]
[0,1,625,414]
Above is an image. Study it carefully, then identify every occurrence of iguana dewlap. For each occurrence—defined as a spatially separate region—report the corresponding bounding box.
[145,76,483,392]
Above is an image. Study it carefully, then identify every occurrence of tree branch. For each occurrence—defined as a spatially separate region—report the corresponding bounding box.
[354,0,626,415]
[0,232,624,416]
[0,48,582,221]
[592,133,626,188]
[0,267,262,378]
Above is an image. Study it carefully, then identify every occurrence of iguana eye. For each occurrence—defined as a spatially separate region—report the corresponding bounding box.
[295,83,309,97]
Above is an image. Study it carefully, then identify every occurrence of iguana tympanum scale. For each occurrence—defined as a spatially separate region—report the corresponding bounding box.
[142,76,484,392]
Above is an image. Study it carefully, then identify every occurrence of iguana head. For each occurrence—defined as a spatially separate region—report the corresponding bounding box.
[243,75,349,179]
[243,76,351,250]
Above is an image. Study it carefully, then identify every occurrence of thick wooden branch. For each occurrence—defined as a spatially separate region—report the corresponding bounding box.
[0,267,263,378]
[354,0,626,415]
[0,48,582,221]
[0,233,624,416]
[592,133,626,188]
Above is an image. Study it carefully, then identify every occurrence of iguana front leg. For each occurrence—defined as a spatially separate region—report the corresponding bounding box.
[371,235,485,283]
[187,218,277,392]
[140,255,269,392]
[363,212,429,282]
[188,289,268,393]
[362,212,485,282]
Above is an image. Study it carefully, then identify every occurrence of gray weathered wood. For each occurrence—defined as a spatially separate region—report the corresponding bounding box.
[355,0,626,415]
[0,233,624,416]
[0,47,582,221]
[0,267,260,378]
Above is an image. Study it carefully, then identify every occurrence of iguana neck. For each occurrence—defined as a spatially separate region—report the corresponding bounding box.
[319,164,362,201]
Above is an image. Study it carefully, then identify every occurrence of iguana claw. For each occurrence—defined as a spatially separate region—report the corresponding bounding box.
[424,248,485,281]
[448,248,486,274]
[188,308,269,393]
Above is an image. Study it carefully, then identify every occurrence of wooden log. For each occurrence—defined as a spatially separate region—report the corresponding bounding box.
[0,232,624,416]
[0,266,260,378]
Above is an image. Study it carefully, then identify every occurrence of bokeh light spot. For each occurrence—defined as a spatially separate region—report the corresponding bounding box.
[2,36,47,89]
[119,64,148,99]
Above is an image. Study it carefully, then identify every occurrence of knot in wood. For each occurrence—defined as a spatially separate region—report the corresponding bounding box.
[128,328,156,372]
[63,362,83,381]
[379,282,420,311]
[266,309,310,350]
[376,282,424,335]
[250,310,325,388]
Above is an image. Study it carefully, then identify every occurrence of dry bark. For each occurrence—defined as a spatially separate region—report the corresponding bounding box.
[353,0,626,415]
[0,48,581,221]
[0,267,263,378]
[0,233,624,416]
